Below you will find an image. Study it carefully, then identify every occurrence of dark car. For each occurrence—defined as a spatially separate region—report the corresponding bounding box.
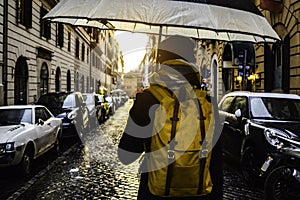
[218,91,300,184]
[37,92,89,139]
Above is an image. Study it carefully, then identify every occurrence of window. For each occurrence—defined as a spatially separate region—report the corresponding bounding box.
[35,107,50,123]
[67,32,71,52]
[0,109,32,124]
[57,23,64,47]
[75,38,80,58]
[93,29,99,43]
[87,48,89,64]
[231,97,248,117]
[219,96,234,112]
[81,43,85,61]
[40,7,50,39]
[67,70,71,92]
[81,75,85,92]
[40,63,49,95]
[251,97,300,120]
[86,77,89,92]
[17,0,32,28]
[55,67,61,92]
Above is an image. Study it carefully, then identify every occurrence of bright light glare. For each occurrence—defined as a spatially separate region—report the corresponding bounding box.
[115,31,148,73]
[123,50,146,73]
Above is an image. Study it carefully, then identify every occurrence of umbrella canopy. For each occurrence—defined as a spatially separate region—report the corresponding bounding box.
[43,0,280,43]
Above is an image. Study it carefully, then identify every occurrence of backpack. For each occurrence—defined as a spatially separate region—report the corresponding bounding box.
[144,84,214,197]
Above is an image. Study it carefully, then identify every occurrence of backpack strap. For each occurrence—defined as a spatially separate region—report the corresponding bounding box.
[146,85,180,196]
[164,97,180,195]
[196,97,208,194]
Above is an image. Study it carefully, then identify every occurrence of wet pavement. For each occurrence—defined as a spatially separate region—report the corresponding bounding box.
[8,100,265,200]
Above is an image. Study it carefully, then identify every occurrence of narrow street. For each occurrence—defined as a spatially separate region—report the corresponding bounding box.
[7,100,264,200]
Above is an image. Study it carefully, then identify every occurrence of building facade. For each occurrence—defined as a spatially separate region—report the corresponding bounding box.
[0,0,123,106]
[141,0,300,101]
[221,0,300,96]
[123,71,143,99]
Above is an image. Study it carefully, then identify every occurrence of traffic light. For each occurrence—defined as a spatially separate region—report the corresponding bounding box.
[245,65,251,77]
[238,65,251,78]
[238,65,244,77]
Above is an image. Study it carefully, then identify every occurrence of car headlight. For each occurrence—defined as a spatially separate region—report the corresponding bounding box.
[264,128,289,147]
[6,142,15,151]
[0,142,15,153]
[68,111,77,120]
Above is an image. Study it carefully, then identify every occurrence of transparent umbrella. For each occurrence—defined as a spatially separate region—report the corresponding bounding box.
[43,0,280,43]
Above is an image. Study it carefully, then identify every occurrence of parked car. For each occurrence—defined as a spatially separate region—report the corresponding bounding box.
[0,105,63,175]
[82,93,102,127]
[218,91,300,184]
[37,92,89,139]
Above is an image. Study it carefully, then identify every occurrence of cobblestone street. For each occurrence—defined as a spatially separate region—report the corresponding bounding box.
[12,100,265,200]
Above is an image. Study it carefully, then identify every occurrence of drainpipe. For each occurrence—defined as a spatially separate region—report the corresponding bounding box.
[2,0,8,105]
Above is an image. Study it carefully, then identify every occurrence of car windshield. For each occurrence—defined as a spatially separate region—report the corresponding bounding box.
[62,94,75,108]
[83,94,94,105]
[250,97,300,120]
[0,108,32,125]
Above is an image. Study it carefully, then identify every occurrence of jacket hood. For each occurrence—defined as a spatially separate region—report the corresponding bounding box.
[148,59,199,90]
[147,59,204,102]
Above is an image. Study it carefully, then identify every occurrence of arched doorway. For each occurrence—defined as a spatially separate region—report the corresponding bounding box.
[67,70,71,92]
[14,56,28,105]
[40,62,49,95]
[55,67,61,92]
[222,42,255,92]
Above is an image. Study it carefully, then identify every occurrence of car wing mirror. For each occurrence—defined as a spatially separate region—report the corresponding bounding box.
[235,109,242,118]
[38,118,44,125]
[234,109,247,124]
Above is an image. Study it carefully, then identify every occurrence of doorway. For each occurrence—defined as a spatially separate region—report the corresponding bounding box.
[14,56,28,105]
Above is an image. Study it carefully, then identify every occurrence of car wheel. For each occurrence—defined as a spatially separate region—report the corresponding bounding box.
[53,136,61,156]
[240,146,262,185]
[264,166,300,200]
[18,147,32,176]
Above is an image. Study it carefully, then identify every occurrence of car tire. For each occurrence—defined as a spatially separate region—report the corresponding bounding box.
[240,146,262,185]
[264,166,300,200]
[53,135,62,156]
[18,147,33,176]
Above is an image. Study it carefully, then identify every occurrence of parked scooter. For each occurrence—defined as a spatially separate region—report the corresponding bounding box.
[259,132,300,200]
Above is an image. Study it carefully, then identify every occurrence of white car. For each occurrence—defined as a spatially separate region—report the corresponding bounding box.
[0,105,62,175]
